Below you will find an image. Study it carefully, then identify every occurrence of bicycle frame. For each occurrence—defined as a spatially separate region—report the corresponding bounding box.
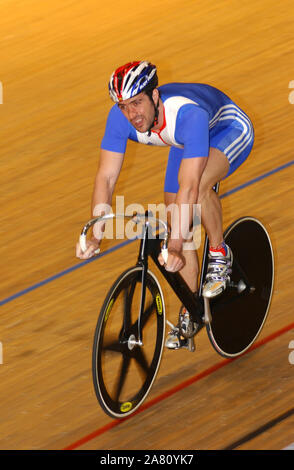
[136,220,207,345]
[135,183,220,342]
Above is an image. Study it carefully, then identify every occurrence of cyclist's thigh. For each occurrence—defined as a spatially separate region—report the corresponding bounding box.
[210,110,254,178]
[164,145,228,202]
[198,147,229,192]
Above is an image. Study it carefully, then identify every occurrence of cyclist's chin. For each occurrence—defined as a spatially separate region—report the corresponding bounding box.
[135,122,152,134]
[132,117,153,134]
[133,123,147,133]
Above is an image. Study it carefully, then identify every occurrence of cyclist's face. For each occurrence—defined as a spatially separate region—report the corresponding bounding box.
[118,92,156,133]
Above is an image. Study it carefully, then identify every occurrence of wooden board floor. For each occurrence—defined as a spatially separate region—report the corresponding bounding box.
[0,0,294,451]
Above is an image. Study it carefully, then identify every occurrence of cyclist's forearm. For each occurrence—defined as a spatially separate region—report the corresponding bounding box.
[90,175,115,240]
[168,186,198,252]
[91,174,114,216]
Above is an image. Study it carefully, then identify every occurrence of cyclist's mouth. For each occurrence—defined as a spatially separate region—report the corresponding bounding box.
[133,117,144,128]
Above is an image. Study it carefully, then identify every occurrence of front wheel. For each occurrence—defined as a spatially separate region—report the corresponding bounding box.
[92,266,165,419]
[206,217,274,358]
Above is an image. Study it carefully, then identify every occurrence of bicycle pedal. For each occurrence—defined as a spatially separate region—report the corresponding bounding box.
[178,336,196,352]
[176,337,195,351]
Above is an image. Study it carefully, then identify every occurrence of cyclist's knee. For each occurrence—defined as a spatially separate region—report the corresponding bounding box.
[197,182,215,204]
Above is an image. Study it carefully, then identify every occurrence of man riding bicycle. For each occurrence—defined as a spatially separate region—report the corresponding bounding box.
[76,60,254,350]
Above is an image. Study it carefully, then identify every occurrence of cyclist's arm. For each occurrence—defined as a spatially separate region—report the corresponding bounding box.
[76,149,124,259]
[92,104,130,216]
[91,148,124,238]
[92,149,124,212]
[168,156,207,253]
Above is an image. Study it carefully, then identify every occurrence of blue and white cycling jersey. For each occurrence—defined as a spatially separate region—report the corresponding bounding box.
[101,83,254,192]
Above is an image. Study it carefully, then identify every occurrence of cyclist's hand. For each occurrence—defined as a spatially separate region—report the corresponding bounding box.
[76,237,101,259]
[158,248,185,272]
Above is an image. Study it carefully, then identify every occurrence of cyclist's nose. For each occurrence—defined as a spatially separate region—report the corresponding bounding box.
[128,107,137,120]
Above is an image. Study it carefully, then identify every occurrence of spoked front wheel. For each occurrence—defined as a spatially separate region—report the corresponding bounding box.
[206,217,274,358]
[92,266,165,419]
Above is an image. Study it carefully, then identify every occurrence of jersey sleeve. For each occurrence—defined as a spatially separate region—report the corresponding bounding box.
[175,104,209,158]
[100,104,131,154]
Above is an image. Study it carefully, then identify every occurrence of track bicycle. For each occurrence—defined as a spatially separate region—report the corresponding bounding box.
[79,185,274,419]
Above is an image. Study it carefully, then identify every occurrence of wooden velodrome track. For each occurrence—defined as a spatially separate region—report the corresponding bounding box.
[0,0,294,451]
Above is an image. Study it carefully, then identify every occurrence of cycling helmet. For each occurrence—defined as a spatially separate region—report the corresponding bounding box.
[108,61,158,102]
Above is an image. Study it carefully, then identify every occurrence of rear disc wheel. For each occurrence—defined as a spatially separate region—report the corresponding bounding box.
[206,217,274,358]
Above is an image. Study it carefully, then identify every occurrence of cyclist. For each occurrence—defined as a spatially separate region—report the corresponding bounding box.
[76,60,254,349]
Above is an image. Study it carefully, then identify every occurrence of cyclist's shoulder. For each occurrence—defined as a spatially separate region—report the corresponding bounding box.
[106,103,122,119]
[159,82,217,95]
[159,82,229,102]
[105,103,130,130]
[159,83,209,120]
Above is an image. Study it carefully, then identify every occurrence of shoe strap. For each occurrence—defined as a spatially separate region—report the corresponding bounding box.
[206,273,230,282]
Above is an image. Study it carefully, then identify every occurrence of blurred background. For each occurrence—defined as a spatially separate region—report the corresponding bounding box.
[0,0,293,450]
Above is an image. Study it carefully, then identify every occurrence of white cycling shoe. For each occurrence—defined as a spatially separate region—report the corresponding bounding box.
[202,243,233,299]
[165,307,197,351]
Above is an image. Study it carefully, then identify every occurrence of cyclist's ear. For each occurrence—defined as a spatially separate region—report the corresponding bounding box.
[152,88,159,102]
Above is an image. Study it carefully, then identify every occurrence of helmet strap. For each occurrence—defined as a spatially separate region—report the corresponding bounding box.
[147,94,160,137]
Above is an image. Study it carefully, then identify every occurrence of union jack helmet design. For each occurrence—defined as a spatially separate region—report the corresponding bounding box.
[108,61,158,102]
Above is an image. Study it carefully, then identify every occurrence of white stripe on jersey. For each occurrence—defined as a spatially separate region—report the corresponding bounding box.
[225,116,253,162]
[209,104,249,128]
[209,105,253,162]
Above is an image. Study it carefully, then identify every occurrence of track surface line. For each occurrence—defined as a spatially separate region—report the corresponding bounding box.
[64,321,294,450]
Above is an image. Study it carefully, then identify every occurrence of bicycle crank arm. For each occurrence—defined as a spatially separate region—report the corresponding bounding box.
[187,337,196,352]
[203,297,212,324]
